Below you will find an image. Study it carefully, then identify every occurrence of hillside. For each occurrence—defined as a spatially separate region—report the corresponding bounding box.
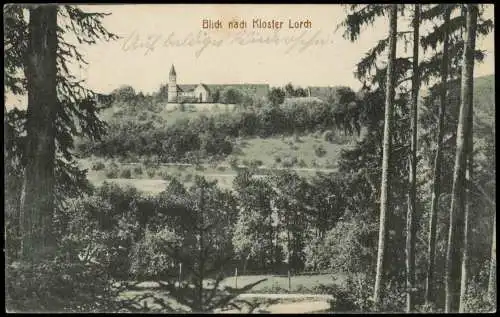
[420,74,494,124]
[81,74,494,195]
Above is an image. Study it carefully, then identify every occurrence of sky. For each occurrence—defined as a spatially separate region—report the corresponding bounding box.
[5,4,495,107]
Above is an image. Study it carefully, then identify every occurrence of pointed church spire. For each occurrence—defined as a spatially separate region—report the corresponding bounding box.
[169,64,176,76]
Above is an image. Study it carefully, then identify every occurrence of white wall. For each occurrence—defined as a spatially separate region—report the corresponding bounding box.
[194,85,209,102]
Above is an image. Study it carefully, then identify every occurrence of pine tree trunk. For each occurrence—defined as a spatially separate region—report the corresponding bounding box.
[406,5,420,313]
[488,214,496,307]
[459,55,475,312]
[445,4,477,313]
[19,5,58,263]
[373,4,397,311]
[425,6,451,306]
[196,185,205,312]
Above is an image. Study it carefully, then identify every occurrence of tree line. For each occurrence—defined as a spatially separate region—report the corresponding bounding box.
[339,3,495,312]
[76,88,367,163]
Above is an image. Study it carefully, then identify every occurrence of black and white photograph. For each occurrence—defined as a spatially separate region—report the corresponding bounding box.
[4,3,496,313]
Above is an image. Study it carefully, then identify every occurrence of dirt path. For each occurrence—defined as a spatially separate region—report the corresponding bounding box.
[216,299,331,314]
[236,293,333,300]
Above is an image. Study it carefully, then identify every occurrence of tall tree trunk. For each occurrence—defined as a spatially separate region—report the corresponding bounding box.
[459,54,476,313]
[425,6,451,306]
[406,4,420,313]
[445,4,477,312]
[373,4,397,311]
[19,5,58,263]
[488,214,496,307]
[196,185,205,312]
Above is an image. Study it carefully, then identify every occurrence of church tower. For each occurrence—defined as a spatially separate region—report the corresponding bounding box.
[168,64,178,103]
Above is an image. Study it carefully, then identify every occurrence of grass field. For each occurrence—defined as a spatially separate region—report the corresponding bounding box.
[219,273,342,292]
[117,273,340,313]
[225,133,358,169]
[99,102,240,127]
[80,129,357,194]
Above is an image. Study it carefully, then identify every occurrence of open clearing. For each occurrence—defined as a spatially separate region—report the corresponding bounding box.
[81,131,358,194]
[118,273,340,313]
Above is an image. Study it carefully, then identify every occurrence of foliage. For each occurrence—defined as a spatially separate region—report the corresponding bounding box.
[6,260,138,313]
[267,87,285,106]
[78,95,366,162]
[221,88,243,104]
[233,171,277,272]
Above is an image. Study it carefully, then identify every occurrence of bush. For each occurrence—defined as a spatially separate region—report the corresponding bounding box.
[195,164,205,171]
[105,163,119,178]
[282,156,297,168]
[133,165,143,176]
[91,161,106,171]
[323,130,335,142]
[138,111,148,121]
[311,159,318,167]
[329,275,374,312]
[6,260,132,313]
[158,170,170,180]
[229,158,239,169]
[249,160,263,169]
[325,160,336,169]
[146,168,156,178]
[314,144,327,157]
[184,173,193,183]
[274,156,282,164]
[120,168,132,179]
[217,166,226,172]
[298,159,307,168]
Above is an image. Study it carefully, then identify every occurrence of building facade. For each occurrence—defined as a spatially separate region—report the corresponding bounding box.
[166,64,269,103]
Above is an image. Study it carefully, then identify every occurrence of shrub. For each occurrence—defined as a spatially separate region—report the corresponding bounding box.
[120,168,132,179]
[298,159,307,168]
[314,145,327,157]
[274,156,282,164]
[323,130,335,143]
[138,111,148,121]
[249,160,263,169]
[229,158,239,169]
[6,260,134,313]
[217,166,226,172]
[195,164,205,171]
[105,166,119,178]
[129,227,182,281]
[282,156,297,168]
[184,173,193,182]
[91,161,106,171]
[146,168,156,178]
[158,170,169,180]
[311,159,318,167]
[328,275,374,312]
[325,160,336,169]
[133,165,143,176]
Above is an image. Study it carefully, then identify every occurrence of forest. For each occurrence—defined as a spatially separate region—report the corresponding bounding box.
[4,4,496,313]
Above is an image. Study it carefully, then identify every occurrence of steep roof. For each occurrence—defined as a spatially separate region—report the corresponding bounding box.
[177,84,197,92]
[205,84,270,98]
[169,65,176,76]
[174,83,270,99]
